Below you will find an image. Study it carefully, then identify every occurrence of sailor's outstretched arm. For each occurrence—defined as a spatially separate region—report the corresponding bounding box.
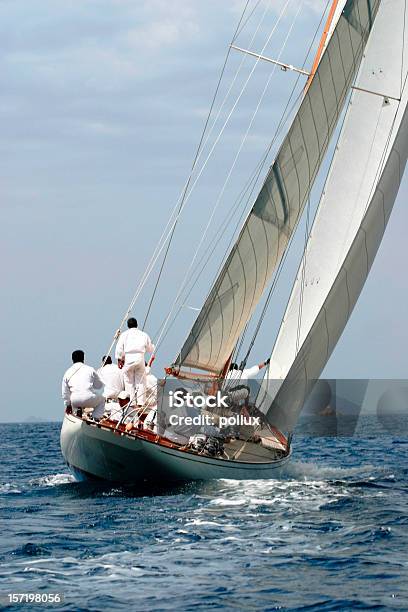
[243,358,270,378]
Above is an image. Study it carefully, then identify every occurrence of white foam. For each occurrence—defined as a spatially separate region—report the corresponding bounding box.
[185,519,227,527]
[196,472,355,517]
[0,483,22,494]
[284,461,381,481]
[29,473,74,487]
[185,518,238,531]
[209,497,248,507]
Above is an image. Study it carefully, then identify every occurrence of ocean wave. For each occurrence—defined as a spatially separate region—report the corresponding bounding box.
[1,423,407,609]
[0,482,22,494]
[14,542,51,557]
[202,479,345,516]
[283,460,382,481]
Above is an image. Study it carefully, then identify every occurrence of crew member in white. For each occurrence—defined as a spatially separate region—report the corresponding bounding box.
[145,363,158,408]
[110,390,132,422]
[115,318,155,406]
[226,358,270,381]
[62,350,105,419]
[144,362,158,432]
[97,355,124,400]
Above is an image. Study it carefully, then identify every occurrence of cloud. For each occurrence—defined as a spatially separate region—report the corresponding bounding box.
[124,21,194,52]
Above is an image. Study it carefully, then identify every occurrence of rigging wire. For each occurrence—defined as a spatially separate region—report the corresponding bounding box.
[236,0,266,40]
[103,0,271,358]
[230,0,333,368]
[155,0,333,362]
[104,0,278,361]
[240,98,351,368]
[152,157,266,344]
[152,0,299,351]
[153,69,312,353]
[142,0,255,329]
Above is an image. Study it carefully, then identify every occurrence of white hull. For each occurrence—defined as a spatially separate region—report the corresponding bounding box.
[60,413,290,483]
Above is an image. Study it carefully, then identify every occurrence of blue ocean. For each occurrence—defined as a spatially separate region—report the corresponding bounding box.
[1,422,407,611]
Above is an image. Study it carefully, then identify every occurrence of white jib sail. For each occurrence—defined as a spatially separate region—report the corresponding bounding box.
[265,0,408,429]
[175,0,380,374]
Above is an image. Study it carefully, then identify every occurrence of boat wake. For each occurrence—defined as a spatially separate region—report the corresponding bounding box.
[283,460,383,481]
[29,473,75,487]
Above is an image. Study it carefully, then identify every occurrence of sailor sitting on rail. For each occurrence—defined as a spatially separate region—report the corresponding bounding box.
[97,355,124,413]
[62,350,105,419]
[115,317,155,407]
[226,358,270,382]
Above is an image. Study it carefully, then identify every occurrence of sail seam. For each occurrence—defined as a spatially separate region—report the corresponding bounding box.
[238,224,260,348]
[362,227,369,279]
[316,71,331,154]
[231,236,251,361]
[334,26,348,84]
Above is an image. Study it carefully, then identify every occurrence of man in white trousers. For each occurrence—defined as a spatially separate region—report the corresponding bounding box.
[115,318,155,406]
[62,350,105,419]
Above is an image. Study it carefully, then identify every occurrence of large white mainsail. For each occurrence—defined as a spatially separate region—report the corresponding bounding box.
[174,0,381,374]
[265,0,408,430]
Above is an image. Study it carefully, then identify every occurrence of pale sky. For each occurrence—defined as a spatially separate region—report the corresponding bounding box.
[1,0,407,422]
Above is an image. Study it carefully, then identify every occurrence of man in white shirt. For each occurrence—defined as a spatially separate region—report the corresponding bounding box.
[226,358,270,382]
[144,363,158,432]
[145,363,158,408]
[115,318,155,406]
[97,355,124,400]
[62,350,105,419]
[106,390,131,423]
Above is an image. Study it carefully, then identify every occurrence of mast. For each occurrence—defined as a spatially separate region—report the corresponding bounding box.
[171,0,381,377]
[305,0,341,91]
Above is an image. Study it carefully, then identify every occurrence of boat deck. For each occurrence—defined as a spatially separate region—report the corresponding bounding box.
[77,412,288,464]
[223,437,285,462]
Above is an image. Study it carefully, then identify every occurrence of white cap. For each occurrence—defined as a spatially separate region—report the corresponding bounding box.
[118,391,130,400]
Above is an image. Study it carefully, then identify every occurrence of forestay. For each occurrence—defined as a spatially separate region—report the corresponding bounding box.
[264,0,408,431]
[175,0,380,374]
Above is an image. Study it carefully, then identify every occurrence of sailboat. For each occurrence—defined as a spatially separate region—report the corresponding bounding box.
[61,0,408,483]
